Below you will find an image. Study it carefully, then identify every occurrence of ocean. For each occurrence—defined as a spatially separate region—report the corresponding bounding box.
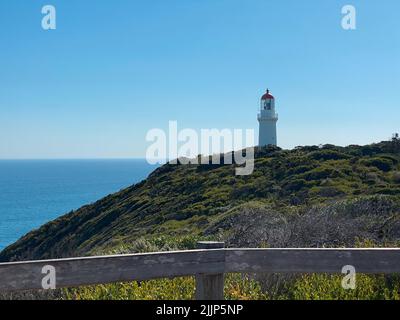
[0,159,158,251]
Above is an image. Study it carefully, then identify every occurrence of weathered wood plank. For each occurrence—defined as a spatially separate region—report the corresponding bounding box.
[0,249,225,291]
[2,247,400,292]
[225,248,400,274]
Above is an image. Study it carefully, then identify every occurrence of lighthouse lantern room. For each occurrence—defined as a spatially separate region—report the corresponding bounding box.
[258,89,278,146]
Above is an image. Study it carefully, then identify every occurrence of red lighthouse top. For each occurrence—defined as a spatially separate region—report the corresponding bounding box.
[261,89,274,100]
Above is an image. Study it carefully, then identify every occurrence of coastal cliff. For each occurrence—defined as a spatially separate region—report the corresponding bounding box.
[1,140,400,262]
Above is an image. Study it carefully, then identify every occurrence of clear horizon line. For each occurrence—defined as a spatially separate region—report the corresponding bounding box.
[0,137,394,161]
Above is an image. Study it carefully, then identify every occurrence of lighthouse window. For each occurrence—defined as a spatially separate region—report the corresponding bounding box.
[265,101,271,110]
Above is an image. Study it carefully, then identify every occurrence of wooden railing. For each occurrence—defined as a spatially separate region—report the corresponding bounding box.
[1,241,400,299]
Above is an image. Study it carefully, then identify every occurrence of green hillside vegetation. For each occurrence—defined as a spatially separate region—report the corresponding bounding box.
[1,138,400,300]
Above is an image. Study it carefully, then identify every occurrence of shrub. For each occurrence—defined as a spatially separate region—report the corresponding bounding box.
[392,172,400,184]
[64,273,267,300]
[287,165,315,175]
[309,150,350,161]
[284,274,400,300]
[360,157,394,172]
[64,277,195,300]
[310,186,345,198]
[284,179,307,192]
[303,167,338,181]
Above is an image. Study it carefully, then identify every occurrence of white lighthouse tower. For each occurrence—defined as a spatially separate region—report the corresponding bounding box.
[258,89,278,146]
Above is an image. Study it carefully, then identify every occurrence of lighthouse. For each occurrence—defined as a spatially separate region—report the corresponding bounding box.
[258,89,278,146]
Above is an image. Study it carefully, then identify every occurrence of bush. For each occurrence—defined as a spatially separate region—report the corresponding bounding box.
[63,273,267,300]
[284,179,307,192]
[310,186,345,198]
[309,150,350,161]
[284,274,400,300]
[303,167,339,181]
[64,277,195,300]
[360,157,394,172]
[392,172,400,184]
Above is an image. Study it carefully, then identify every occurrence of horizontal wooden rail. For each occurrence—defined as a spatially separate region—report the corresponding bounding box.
[225,248,400,274]
[0,249,225,292]
[1,243,400,298]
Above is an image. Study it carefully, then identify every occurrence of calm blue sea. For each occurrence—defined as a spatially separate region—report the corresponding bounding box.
[0,159,158,251]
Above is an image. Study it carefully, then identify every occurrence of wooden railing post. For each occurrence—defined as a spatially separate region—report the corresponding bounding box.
[195,241,225,300]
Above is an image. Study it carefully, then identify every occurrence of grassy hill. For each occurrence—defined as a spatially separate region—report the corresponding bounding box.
[1,139,400,262]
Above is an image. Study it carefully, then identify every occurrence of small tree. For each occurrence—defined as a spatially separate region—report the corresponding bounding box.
[390,133,400,153]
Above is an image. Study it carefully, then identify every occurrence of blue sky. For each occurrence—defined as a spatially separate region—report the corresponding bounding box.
[0,0,399,158]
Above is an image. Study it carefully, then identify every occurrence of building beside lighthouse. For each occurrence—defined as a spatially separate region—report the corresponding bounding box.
[258,89,278,146]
